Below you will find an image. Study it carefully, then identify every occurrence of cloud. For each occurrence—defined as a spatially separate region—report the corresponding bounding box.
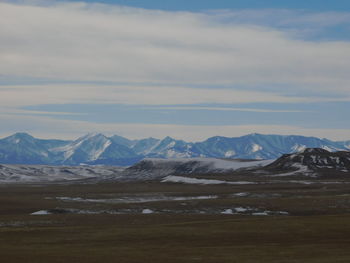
[209,9,350,29]
[144,106,307,113]
[0,1,348,140]
[0,1,350,96]
[0,112,349,141]
[0,84,341,108]
[1,84,349,109]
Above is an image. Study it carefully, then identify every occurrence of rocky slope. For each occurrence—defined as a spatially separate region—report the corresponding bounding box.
[263,148,350,176]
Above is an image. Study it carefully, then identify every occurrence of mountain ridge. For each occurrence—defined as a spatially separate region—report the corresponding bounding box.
[0,132,349,166]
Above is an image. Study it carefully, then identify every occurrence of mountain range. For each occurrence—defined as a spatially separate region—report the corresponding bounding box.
[0,132,349,166]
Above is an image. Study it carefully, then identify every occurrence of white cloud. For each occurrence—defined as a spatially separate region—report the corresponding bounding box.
[144,106,307,113]
[1,84,342,108]
[0,1,349,140]
[0,1,349,95]
[0,112,349,141]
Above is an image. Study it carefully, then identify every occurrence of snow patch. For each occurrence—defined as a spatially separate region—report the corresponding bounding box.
[234,207,248,213]
[224,150,236,157]
[167,141,176,148]
[322,146,334,152]
[221,209,234,214]
[55,195,218,204]
[142,209,154,214]
[90,140,111,161]
[233,192,250,197]
[251,144,262,153]
[269,163,311,177]
[162,175,255,185]
[31,210,51,215]
[52,140,84,160]
[252,212,268,216]
[292,144,306,152]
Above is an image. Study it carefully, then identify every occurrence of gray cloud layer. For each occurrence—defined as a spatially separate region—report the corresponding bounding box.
[1,1,350,94]
[0,1,349,140]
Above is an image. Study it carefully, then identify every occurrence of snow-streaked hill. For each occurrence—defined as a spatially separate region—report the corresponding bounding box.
[0,164,124,183]
[121,158,274,180]
[0,148,349,183]
[263,148,350,176]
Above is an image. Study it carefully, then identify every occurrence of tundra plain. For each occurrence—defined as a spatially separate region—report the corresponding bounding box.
[1,179,350,263]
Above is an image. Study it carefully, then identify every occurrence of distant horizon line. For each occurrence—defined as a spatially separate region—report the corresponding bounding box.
[2,131,349,143]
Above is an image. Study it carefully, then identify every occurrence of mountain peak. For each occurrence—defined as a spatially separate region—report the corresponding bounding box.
[300,148,330,154]
[11,132,34,138]
[110,134,133,147]
[78,133,106,142]
[163,136,175,141]
[5,132,35,143]
[265,147,350,176]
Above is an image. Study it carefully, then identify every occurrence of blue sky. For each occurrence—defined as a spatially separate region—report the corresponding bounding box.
[0,0,349,141]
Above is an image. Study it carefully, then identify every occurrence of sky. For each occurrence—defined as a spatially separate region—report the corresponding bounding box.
[0,0,350,141]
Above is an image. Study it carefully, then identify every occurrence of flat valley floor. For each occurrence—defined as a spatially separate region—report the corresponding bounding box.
[1,180,350,262]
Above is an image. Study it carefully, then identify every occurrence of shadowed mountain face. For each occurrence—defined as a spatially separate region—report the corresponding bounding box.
[263,148,350,176]
[0,133,349,166]
[121,158,274,181]
[0,133,69,165]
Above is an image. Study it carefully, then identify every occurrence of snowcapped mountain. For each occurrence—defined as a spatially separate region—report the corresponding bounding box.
[0,133,68,164]
[51,133,141,165]
[192,133,347,160]
[140,136,197,158]
[0,133,348,166]
[130,137,160,155]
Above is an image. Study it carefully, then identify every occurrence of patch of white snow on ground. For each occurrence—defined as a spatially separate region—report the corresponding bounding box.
[55,195,218,204]
[252,212,269,216]
[234,207,248,213]
[161,175,256,185]
[142,209,154,214]
[269,163,311,177]
[31,210,51,215]
[233,192,250,197]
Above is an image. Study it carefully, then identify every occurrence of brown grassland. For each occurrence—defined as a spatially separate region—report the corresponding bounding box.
[1,181,350,262]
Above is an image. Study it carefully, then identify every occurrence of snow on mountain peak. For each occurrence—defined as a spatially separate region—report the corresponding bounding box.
[51,133,111,161]
[167,141,176,148]
[89,139,112,161]
[292,144,306,152]
[0,133,349,166]
[225,150,236,157]
[251,144,262,153]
